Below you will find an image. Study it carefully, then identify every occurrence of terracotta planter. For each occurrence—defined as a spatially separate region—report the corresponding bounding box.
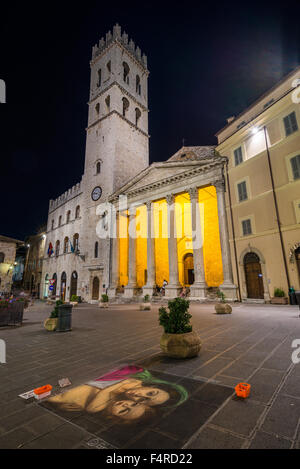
[139,302,151,311]
[99,302,109,308]
[270,297,288,305]
[44,318,58,331]
[160,331,201,358]
[215,303,232,314]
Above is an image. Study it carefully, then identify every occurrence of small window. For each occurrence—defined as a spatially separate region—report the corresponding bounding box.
[95,241,98,258]
[107,61,111,74]
[135,108,141,126]
[64,237,69,254]
[73,233,79,252]
[75,205,80,219]
[122,97,129,117]
[55,241,60,257]
[123,62,130,84]
[242,219,252,236]
[95,103,100,115]
[58,216,62,227]
[290,155,300,180]
[237,181,248,202]
[136,75,141,95]
[96,162,101,174]
[0,252,5,263]
[284,111,298,136]
[105,95,110,112]
[97,69,102,88]
[234,147,243,166]
[66,210,71,223]
[51,220,54,230]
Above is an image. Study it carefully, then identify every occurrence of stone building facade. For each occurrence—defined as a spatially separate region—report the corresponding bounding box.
[0,235,24,294]
[23,227,46,297]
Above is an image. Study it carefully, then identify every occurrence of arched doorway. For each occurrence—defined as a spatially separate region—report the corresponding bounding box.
[70,271,78,298]
[30,274,35,293]
[244,252,264,299]
[44,274,49,298]
[92,277,100,300]
[296,247,300,284]
[52,273,57,296]
[60,272,67,301]
[183,253,194,286]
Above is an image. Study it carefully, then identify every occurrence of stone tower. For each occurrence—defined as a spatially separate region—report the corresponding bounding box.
[80,24,149,293]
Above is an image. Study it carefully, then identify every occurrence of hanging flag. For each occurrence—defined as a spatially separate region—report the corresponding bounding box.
[69,240,75,253]
[47,243,54,257]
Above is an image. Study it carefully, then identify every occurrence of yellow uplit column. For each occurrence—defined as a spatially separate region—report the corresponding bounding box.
[108,209,119,298]
[143,201,156,297]
[189,187,207,299]
[165,194,181,298]
[124,206,138,297]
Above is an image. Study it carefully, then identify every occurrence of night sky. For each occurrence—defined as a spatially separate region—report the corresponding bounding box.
[0,1,299,240]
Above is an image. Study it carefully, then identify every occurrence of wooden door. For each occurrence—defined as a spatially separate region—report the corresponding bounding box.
[244,253,264,299]
[92,277,100,300]
[70,271,78,298]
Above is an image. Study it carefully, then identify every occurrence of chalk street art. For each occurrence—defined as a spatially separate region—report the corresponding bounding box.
[45,364,188,421]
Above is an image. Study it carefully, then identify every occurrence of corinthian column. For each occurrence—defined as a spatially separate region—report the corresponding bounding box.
[189,187,207,299]
[124,206,138,298]
[165,194,181,298]
[215,179,237,301]
[108,209,119,298]
[143,201,156,297]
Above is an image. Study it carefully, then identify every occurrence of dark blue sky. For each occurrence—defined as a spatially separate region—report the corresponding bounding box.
[0,1,299,240]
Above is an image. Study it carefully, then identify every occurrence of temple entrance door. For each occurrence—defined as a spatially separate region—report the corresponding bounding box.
[60,272,67,301]
[70,271,78,298]
[244,252,264,299]
[92,277,100,300]
[183,253,194,286]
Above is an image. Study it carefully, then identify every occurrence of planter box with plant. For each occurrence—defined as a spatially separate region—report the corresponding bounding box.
[70,295,79,306]
[44,300,63,331]
[271,288,288,305]
[215,289,232,314]
[159,298,201,358]
[140,294,151,311]
[99,294,109,308]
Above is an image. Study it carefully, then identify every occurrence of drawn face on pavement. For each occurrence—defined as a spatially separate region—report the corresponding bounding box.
[111,400,147,420]
[125,387,170,406]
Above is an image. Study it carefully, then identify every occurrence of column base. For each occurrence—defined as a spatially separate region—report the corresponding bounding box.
[219,283,238,302]
[124,284,138,298]
[142,285,155,297]
[189,283,207,299]
[165,284,182,298]
[107,287,117,298]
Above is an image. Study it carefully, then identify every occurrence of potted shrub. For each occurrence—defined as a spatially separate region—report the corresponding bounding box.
[44,300,63,331]
[99,293,109,308]
[271,288,288,305]
[70,295,79,306]
[215,289,232,314]
[139,294,151,311]
[159,298,201,358]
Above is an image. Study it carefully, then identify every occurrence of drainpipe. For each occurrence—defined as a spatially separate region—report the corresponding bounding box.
[225,159,242,301]
[263,126,290,290]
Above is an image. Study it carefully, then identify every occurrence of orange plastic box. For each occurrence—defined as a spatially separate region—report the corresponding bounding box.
[235,382,251,398]
[33,384,52,400]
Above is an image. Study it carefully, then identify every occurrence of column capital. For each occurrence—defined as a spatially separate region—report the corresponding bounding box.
[145,201,152,211]
[213,179,225,193]
[128,205,137,217]
[188,187,198,200]
[166,194,175,205]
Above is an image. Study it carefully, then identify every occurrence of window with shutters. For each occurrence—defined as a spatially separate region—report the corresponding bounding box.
[283,111,298,137]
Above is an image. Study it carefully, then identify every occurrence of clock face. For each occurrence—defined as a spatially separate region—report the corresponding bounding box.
[91,186,102,201]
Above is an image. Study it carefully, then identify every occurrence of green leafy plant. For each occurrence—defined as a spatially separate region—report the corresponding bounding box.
[101,294,109,303]
[70,295,79,302]
[50,299,64,318]
[274,288,285,298]
[143,294,150,302]
[216,289,226,303]
[159,298,192,334]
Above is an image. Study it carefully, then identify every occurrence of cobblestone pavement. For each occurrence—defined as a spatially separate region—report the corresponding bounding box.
[0,300,300,449]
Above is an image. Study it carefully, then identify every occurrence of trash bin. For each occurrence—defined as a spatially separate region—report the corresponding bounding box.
[289,290,297,305]
[295,291,300,309]
[57,303,72,332]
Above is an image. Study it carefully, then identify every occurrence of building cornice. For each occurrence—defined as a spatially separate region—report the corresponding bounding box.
[86,110,150,138]
[89,81,148,112]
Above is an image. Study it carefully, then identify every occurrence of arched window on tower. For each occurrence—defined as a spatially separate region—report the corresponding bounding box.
[136,75,141,95]
[97,69,102,87]
[122,97,129,117]
[73,233,79,252]
[75,205,80,219]
[66,210,71,224]
[64,237,69,254]
[105,95,110,112]
[107,61,111,75]
[94,241,98,258]
[135,108,141,127]
[122,62,130,84]
[51,219,54,230]
[95,102,100,116]
[55,240,60,257]
[96,162,101,174]
[58,216,62,227]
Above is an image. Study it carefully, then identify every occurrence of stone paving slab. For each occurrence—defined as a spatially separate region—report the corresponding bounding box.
[1,301,300,449]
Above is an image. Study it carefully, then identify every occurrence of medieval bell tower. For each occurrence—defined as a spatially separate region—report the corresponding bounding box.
[80,24,149,294]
